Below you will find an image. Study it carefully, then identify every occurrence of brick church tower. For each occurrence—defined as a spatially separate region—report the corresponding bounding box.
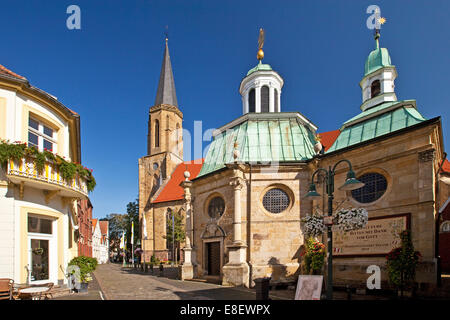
[139,38,183,260]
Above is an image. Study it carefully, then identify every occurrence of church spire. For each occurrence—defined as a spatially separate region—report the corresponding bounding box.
[154,37,178,107]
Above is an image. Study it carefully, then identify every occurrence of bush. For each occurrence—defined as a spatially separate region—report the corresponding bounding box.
[150,255,160,265]
[301,237,326,275]
[386,230,421,290]
[68,256,98,283]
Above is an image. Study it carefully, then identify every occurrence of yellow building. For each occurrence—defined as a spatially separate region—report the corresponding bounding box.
[0,64,94,286]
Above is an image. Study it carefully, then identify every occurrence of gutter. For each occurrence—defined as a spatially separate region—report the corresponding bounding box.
[435,152,447,287]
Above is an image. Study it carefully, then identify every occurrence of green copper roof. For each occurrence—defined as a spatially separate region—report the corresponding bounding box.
[198,114,317,177]
[247,62,273,76]
[343,100,416,125]
[364,36,393,76]
[327,105,426,153]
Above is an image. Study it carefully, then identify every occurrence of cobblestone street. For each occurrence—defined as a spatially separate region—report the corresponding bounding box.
[90,263,290,300]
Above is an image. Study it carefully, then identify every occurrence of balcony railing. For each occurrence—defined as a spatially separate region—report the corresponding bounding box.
[6,157,88,197]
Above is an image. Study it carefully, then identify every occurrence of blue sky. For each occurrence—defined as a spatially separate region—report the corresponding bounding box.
[1,0,448,218]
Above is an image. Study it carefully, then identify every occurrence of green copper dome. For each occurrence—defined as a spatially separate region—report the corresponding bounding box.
[364,35,393,76]
[247,62,273,76]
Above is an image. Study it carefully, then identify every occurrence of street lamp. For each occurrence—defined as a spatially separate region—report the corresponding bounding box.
[305,159,364,300]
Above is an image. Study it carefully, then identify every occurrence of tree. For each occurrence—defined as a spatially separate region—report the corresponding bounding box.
[125,198,140,247]
[102,213,127,255]
[164,208,185,264]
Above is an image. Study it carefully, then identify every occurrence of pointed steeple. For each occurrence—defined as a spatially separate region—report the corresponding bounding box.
[154,38,178,107]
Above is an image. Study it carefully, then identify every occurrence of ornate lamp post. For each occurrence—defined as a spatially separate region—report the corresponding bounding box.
[305,159,364,300]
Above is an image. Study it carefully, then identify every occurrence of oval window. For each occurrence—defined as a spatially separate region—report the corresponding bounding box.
[208,197,225,218]
[351,173,387,203]
[262,188,290,214]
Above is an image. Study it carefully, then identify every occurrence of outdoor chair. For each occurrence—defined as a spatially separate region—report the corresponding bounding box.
[37,282,55,300]
[0,278,14,300]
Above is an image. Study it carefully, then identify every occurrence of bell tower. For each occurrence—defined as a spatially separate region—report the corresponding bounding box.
[139,37,184,260]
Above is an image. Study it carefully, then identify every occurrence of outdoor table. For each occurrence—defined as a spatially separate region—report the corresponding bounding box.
[18,286,49,300]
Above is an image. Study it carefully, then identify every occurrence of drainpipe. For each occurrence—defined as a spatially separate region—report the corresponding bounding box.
[248,163,253,285]
[435,152,447,287]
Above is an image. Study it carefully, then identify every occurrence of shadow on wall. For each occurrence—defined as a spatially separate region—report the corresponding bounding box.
[268,257,287,281]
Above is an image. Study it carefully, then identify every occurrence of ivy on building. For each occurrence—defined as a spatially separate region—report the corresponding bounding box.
[0,140,96,192]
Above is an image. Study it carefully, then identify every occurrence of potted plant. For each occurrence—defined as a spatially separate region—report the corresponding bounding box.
[68,256,98,293]
[386,230,421,298]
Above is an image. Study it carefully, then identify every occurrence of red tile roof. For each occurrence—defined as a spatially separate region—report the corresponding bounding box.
[92,219,98,230]
[0,64,26,80]
[152,159,204,204]
[442,159,450,173]
[318,129,340,152]
[99,220,108,235]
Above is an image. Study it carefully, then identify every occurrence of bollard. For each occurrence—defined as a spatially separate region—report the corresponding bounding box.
[346,285,352,300]
[254,277,271,300]
[150,263,154,274]
[159,262,164,277]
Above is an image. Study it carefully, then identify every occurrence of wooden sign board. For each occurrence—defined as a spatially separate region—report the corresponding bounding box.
[332,213,410,257]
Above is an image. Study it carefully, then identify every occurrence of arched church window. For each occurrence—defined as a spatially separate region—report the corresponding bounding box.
[261,86,269,112]
[208,196,225,219]
[155,120,160,147]
[351,172,387,203]
[262,188,290,214]
[249,89,255,113]
[274,89,279,112]
[371,80,381,98]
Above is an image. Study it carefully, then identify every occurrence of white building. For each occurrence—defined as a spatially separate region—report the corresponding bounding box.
[92,219,109,264]
[0,64,94,285]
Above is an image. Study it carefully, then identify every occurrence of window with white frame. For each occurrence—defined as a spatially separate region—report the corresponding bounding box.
[28,117,57,152]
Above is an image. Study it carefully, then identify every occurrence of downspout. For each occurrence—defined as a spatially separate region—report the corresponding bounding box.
[247,163,253,285]
[435,152,447,287]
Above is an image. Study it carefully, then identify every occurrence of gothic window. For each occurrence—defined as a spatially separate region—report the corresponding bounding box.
[208,196,225,219]
[371,80,381,98]
[274,89,279,112]
[262,188,290,214]
[351,173,387,203]
[261,86,269,112]
[249,89,255,113]
[154,120,160,148]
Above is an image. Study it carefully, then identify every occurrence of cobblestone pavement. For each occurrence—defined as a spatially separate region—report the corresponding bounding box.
[92,263,288,300]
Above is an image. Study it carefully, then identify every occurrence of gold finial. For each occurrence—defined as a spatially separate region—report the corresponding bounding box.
[315,134,322,142]
[257,28,265,61]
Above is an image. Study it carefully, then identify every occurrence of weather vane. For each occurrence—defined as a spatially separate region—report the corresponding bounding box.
[257,28,265,61]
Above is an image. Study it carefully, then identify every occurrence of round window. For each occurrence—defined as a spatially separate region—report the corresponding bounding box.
[208,197,225,219]
[153,163,159,170]
[351,172,387,203]
[262,188,290,214]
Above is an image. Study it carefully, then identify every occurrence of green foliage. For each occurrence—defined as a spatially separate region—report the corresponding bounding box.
[126,199,140,246]
[150,255,160,265]
[104,213,128,241]
[386,230,421,290]
[301,237,326,275]
[68,256,98,283]
[164,208,185,244]
[0,140,96,192]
